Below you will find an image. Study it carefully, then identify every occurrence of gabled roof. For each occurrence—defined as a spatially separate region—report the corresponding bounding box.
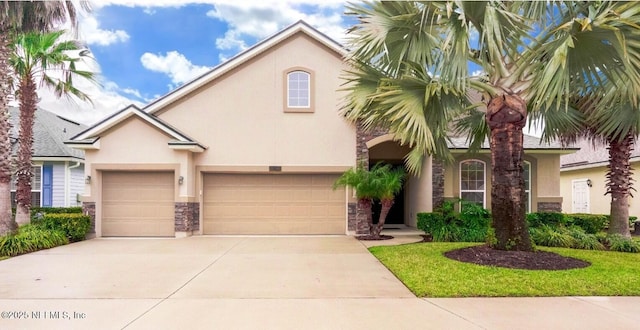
[561,137,640,170]
[67,20,343,151]
[447,134,578,153]
[144,20,346,115]
[10,107,86,160]
[66,104,205,152]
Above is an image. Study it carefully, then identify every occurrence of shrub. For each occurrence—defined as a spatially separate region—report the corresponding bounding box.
[33,213,91,242]
[567,214,609,234]
[417,201,490,243]
[566,226,606,250]
[529,225,575,248]
[605,234,640,253]
[0,225,68,257]
[31,207,83,221]
[526,212,567,228]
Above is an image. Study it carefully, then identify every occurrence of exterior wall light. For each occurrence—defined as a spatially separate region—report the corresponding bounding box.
[85,175,91,184]
[586,179,592,187]
[178,176,184,185]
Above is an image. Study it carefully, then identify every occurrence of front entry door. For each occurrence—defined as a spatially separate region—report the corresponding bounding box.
[572,179,590,213]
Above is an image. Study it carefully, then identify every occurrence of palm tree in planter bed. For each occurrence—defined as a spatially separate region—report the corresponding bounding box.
[369,164,405,238]
[334,165,379,236]
[334,163,405,239]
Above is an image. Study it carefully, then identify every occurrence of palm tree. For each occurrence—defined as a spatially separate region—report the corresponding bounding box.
[342,1,640,251]
[334,165,379,235]
[553,79,640,238]
[369,164,405,237]
[10,30,95,225]
[0,1,89,235]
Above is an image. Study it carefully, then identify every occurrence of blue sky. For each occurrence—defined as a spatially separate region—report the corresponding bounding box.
[37,0,349,124]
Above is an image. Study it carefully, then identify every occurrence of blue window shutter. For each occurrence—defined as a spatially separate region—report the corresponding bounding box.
[42,165,53,207]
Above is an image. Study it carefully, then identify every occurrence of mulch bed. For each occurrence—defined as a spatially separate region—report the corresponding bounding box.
[444,244,591,270]
[356,235,394,241]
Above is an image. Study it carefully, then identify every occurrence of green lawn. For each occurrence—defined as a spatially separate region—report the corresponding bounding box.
[369,242,640,297]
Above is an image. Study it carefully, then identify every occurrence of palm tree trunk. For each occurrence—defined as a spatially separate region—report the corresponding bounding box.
[0,28,17,235]
[607,134,633,237]
[372,198,394,237]
[486,94,532,251]
[358,198,373,236]
[15,75,37,225]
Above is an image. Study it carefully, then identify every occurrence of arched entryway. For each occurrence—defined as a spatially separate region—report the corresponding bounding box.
[367,136,412,227]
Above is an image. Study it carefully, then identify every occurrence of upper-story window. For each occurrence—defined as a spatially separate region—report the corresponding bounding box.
[460,159,486,208]
[284,68,314,113]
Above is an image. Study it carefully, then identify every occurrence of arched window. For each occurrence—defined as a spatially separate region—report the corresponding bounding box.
[287,70,310,108]
[524,161,531,213]
[460,160,486,207]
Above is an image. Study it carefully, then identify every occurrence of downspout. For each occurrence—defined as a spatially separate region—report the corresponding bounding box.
[67,161,82,207]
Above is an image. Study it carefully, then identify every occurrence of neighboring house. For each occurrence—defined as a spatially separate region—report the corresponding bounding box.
[560,139,639,217]
[9,106,86,208]
[66,21,575,238]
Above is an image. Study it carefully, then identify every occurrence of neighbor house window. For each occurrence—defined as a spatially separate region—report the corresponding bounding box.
[11,165,42,208]
[284,68,314,112]
[460,160,485,207]
[524,161,531,213]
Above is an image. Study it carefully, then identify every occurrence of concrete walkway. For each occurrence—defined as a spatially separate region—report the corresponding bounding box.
[0,236,638,329]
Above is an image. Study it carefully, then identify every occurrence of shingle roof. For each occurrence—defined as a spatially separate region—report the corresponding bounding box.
[561,138,640,168]
[447,134,572,150]
[10,106,86,159]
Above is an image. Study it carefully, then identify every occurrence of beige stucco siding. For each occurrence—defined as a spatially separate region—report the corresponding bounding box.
[156,33,356,167]
[560,163,639,217]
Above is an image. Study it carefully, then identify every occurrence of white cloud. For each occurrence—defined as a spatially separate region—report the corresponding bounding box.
[140,51,212,86]
[80,16,130,46]
[206,1,346,53]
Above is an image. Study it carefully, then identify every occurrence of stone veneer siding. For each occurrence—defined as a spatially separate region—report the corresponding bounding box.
[347,202,357,231]
[175,202,199,232]
[82,202,96,234]
[537,202,562,213]
[431,160,445,210]
[355,121,389,235]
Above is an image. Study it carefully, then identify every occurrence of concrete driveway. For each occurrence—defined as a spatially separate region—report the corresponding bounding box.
[0,236,639,329]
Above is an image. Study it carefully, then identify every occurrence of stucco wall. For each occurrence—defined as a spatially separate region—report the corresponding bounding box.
[561,163,639,217]
[155,33,356,168]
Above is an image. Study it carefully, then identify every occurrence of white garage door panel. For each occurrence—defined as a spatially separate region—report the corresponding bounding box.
[102,171,175,237]
[203,174,345,235]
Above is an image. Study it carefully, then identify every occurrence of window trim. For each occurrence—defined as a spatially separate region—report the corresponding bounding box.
[524,161,531,213]
[283,67,315,113]
[11,165,43,208]
[459,159,486,208]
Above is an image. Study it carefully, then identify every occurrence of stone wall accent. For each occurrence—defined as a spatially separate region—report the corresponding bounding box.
[355,200,372,235]
[347,202,357,231]
[356,121,390,166]
[82,202,96,234]
[355,121,389,235]
[431,159,445,210]
[537,202,562,213]
[175,202,199,232]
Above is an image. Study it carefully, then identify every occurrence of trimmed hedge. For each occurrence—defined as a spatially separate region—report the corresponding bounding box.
[0,225,68,257]
[31,207,82,214]
[568,214,609,234]
[33,213,91,242]
[417,202,490,242]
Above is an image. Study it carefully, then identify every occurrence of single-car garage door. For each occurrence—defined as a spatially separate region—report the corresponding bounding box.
[102,171,175,237]
[203,174,345,235]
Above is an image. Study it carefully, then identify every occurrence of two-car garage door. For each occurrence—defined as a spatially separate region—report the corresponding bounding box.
[100,172,346,236]
[203,174,346,235]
